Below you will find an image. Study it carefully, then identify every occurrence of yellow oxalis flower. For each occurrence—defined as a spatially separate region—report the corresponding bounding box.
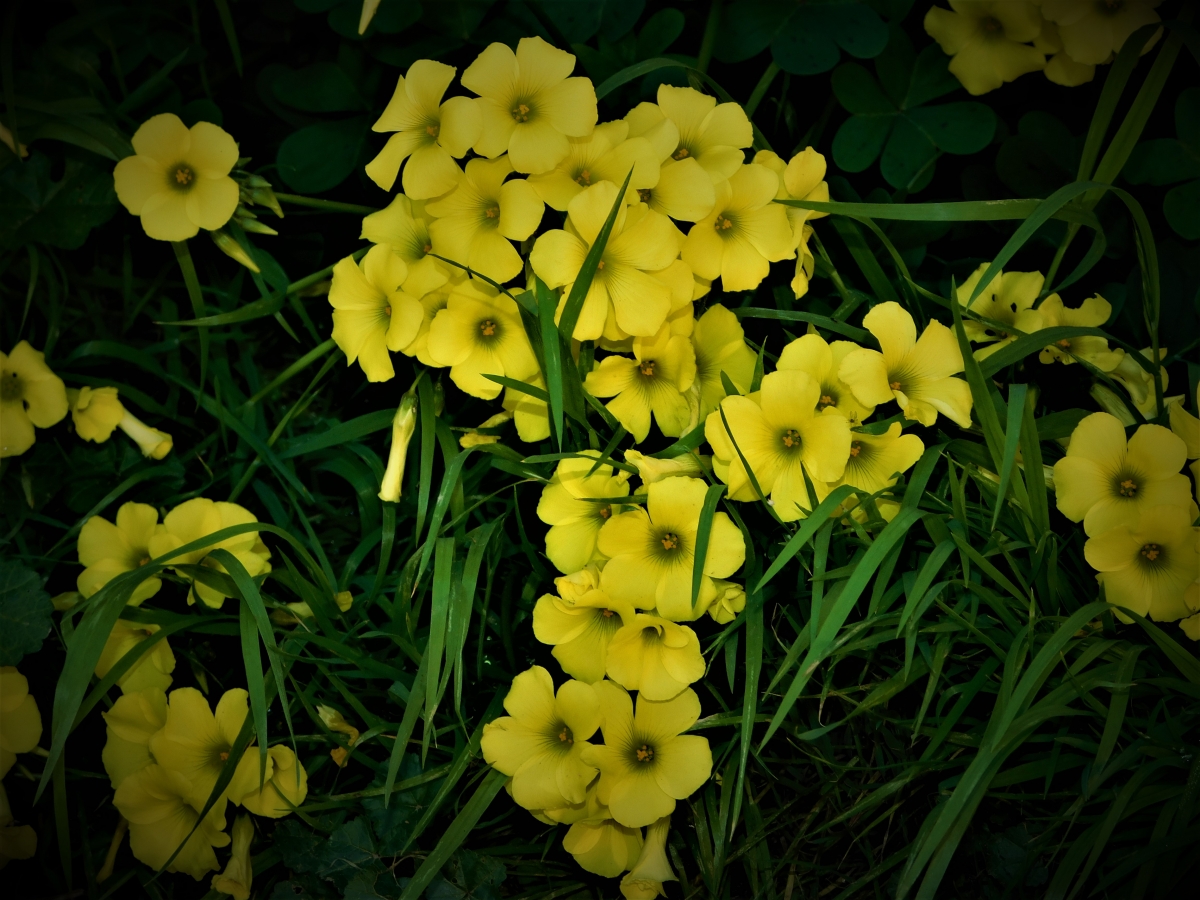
[581,682,711,829]
[537,451,633,574]
[1,341,67,458]
[329,244,424,383]
[68,387,174,458]
[148,498,272,609]
[1033,21,1097,87]
[707,580,746,625]
[623,449,705,486]
[623,102,716,223]
[426,156,544,283]
[240,745,308,818]
[530,181,681,341]
[360,195,450,298]
[77,502,164,605]
[563,807,644,878]
[706,370,852,519]
[95,620,176,694]
[0,668,42,780]
[956,265,1046,360]
[597,475,745,621]
[1169,386,1199,460]
[1085,505,1199,622]
[584,326,697,443]
[1041,0,1161,67]
[379,392,418,503]
[365,59,482,197]
[113,113,240,241]
[620,815,677,900]
[527,120,660,211]
[606,613,705,701]
[101,688,167,790]
[481,666,602,810]
[682,164,796,292]
[1037,292,1121,369]
[463,36,598,175]
[690,304,757,421]
[113,763,230,880]
[504,371,552,442]
[427,286,539,399]
[830,423,926,506]
[777,333,874,426]
[0,784,37,869]
[211,814,254,900]
[150,688,263,808]
[632,85,752,183]
[753,147,832,297]
[1053,413,1191,536]
[1107,347,1175,418]
[534,587,635,684]
[839,302,974,428]
[924,2,1046,96]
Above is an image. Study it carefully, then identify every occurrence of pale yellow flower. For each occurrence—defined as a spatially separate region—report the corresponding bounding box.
[211,814,254,900]
[537,451,632,574]
[379,393,417,502]
[77,502,163,605]
[527,120,661,211]
[1035,21,1098,86]
[777,333,874,426]
[328,245,424,383]
[95,620,176,694]
[620,815,676,900]
[1,341,68,458]
[503,373,551,442]
[101,688,167,790]
[690,304,757,421]
[829,423,926,510]
[956,265,1046,360]
[360,195,451,298]
[0,668,42,780]
[564,811,644,878]
[1037,292,1121,370]
[605,614,705,701]
[239,745,308,817]
[585,326,697,443]
[706,580,746,624]
[426,286,539,399]
[1041,0,1161,66]
[924,2,1046,95]
[631,85,752,182]
[533,587,635,684]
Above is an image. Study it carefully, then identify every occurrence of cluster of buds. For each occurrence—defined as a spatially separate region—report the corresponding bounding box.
[209,160,285,273]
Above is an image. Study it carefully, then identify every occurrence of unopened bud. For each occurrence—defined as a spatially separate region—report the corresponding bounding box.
[379,392,418,502]
[210,229,260,273]
[118,410,172,459]
[359,0,382,34]
[624,449,706,484]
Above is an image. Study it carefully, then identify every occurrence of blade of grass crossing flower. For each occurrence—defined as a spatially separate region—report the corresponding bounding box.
[754,484,857,593]
[650,422,707,459]
[831,217,900,306]
[991,384,1027,532]
[534,275,565,448]
[717,404,783,523]
[171,240,209,393]
[691,484,727,611]
[239,598,270,781]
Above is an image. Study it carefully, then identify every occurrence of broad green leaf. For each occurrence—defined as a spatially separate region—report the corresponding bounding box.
[0,560,54,666]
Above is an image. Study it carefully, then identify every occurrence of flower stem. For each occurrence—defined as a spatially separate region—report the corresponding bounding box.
[273,192,379,215]
[696,0,723,74]
[171,240,209,395]
[745,62,779,118]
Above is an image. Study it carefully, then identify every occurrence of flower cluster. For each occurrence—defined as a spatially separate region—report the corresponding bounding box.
[0,668,40,869]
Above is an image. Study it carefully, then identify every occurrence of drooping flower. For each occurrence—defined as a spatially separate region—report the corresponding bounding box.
[95,619,176,694]
[584,326,697,443]
[0,668,42,780]
[1040,0,1162,66]
[956,265,1046,360]
[316,705,360,767]
[481,666,602,811]
[682,164,795,293]
[365,59,482,197]
[360,195,451,297]
[924,2,1046,96]
[113,113,240,241]
[527,120,661,211]
[530,181,681,341]
[623,449,706,486]
[211,814,254,900]
[777,334,874,426]
[379,392,417,503]
[328,245,424,383]
[239,745,308,817]
[77,502,164,605]
[620,815,677,900]
[605,614,706,701]
[533,588,635,684]
[0,784,36,870]
[537,451,633,574]
[101,688,167,790]
[838,302,974,428]
[829,423,926,508]
[563,810,644,878]
[426,286,539,399]
[690,304,758,421]
[581,682,711,829]
[1053,413,1191,536]
[462,36,598,175]
[1084,505,1199,622]
[70,387,173,458]
[0,341,67,458]
[707,580,746,625]
[1036,292,1121,370]
[597,475,745,622]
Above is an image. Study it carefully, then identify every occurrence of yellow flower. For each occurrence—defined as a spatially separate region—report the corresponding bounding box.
[956,265,1047,360]
[527,120,661,211]
[597,475,745,622]
[365,59,481,197]
[839,302,974,428]
[426,156,544,284]
[360,195,451,298]
[379,392,418,502]
[534,587,635,684]
[531,182,682,341]
[563,811,644,878]
[1041,0,1162,66]
[631,85,752,183]
[581,682,711,828]
[481,666,602,810]
[585,326,697,442]
[1108,347,1175,419]
[317,705,361,768]
[69,387,174,458]
[0,668,42,780]
[753,147,831,251]
[0,341,67,458]
[1034,21,1097,86]
[555,564,603,603]
[211,814,253,900]
[620,815,676,900]
[1169,386,1199,459]
[463,36,598,175]
[426,286,539,399]
[537,451,633,574]
[1037,292,1121,369]
[831,423,925,507]
[690,304,758,421]
[101,688,167,790]
[77,502,164,605]
[924,2,1046,96]
[0,784,36,870]
[777,333,874,426]
[623,102,717,223]
[706,370,852,519]
[113,764,230,880]
[328,245,424,383]
[113,113,240,241]
[148,498,272,609]
[239,745,308,817]
[1085,505,1199,622]
[606,614,705,701]
[682,164,795,292]
[706,580,746,625]
[1053,413,1191,536]
[460,410,514,447]
[95,620,176,694]
[503,374,551,442]
[623,449,705,486]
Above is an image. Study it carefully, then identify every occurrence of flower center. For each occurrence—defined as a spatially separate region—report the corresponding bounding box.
[635,743,655,762]
[672,147,690,160]
[0,371,23,402]
[484,206,500,219]
[575,168,591,186]
[425,123,440,138]
[639,360,656,377]
[889,380,902,392]
[511,103,531,123]
[1118,478,1138,498]
[715,215,734,232]
[384,305,392,316]
[479,319,499,338]
[849,441,862,458]
[423,243,432,253]
[598,505,612,519]
[602,608,615,617]
[219,750,230,761]
[173,165,194,187]
[1056,339,1072,349]
[1139,543,1162,563]
[980,16,1003,35]
[660,532,679,551]
[781,428,802,449]
[638,188,652,203]
[139,556,151,566]
[558,725,574,744]
[818,394,835,408]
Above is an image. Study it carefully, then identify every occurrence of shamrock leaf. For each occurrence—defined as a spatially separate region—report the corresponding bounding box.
[0,151,119,250]
[714,0,889,75]
[364,753,445,854]
[995,111,1082,198]
[426,850,506,900]
[1125,87,1200,240]
[0,560,54,666]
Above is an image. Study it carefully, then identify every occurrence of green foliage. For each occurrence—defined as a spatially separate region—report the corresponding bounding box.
[0,559,53,665]
[1126,86,1200,239]
[714,0,890,74]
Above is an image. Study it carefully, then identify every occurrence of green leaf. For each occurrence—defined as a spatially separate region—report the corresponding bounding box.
[637,8,685,59]
[273,62,367,112]
[909,102,995,155]
[0,560,53,666]
[0,152,118,250]
[1163,178,1200,240]
[880,116,937,191]
[690,484,727,610]
[904,44,961,108]
[832,62,895,114]
[1123,138,1200,186]
[557,166,632,342]
[276,116,371,193]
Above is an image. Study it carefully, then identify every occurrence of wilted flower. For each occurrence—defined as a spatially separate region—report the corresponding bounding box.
[211,814,254,900]
[239,745,308,818]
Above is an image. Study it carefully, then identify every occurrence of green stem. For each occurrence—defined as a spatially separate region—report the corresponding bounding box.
[745,61,779,118]
[697,0,723,74]
[274,192,380,215]
[171,239,209,394]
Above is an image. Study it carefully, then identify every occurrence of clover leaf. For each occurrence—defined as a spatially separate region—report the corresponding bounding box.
[1125,87,1200,240]
[0,560,55,666]
[714,0,890,75]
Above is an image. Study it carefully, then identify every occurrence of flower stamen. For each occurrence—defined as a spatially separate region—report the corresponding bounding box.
[781,428,801,449]
[635,743,655,762]
[1140,543,1161,562]
[479,319,498,338]
[660,532,679,550]
[639,360,656,377]
[511,103,531,123]
[1119,479,1137,498]
[849,441,862,458]
[715,215,734,231]
[485,206,500,219]
[173,166,194,186]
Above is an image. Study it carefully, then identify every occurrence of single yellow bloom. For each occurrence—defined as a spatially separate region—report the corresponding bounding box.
[211,814,254,900]
[537,451,633,574]
[924,2,1046,96]
[366,59,481,197]
[463,36,597,174]
[597,475,745,621]
[1041,0,1161,66]
[555,564,603,603]
[1034,21,1097,86]
[426,286,539,399]
[379,392,417,502]
[706,370,852,519]
[563,811,644,878]
[1085,505,1199,622]
[239,745,308,817]
[95,620,176,694]
[585,326,697,443]
[1106,347,1174,418]
[77,502,164,605]
[533,587,635,684]
[707,580,746,625]
[581,682,711,828]
[101,688,167,790]
[620,815,676,900]
[0,341,67,458]
[682,164,796,293]
[360,195,451,298]
[114,113,239,241]
[527,120,660,211]
[113,764,230,880]
[68,387,173,458]
[690,304,757,421]
[0,668,42,780]
[606,614,705,701]
[1053,413,1191,536]
[839,302,974,428]
[630,85,752,183]
[503,372,552,442]
[624,102,717,223]
[830,423,926,508]
[329,245,424,383]
[1037,292,1121,369]
[1169,386,1199,459]
[956,265,1046,360]
[0,784,37,869]
[777,333,874,426]
[624,449,706,486]
[481,666,602,810]
[753,147,831,250]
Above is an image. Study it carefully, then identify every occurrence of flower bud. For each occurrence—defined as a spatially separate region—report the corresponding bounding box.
[316,705,360,767]
[620,815,676,899]
[624,449,706,485]
[553,564,602,604]
[209,229,260,273]
[706,580,746,624]
[118,410,173,459]
[379,392,418,502]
